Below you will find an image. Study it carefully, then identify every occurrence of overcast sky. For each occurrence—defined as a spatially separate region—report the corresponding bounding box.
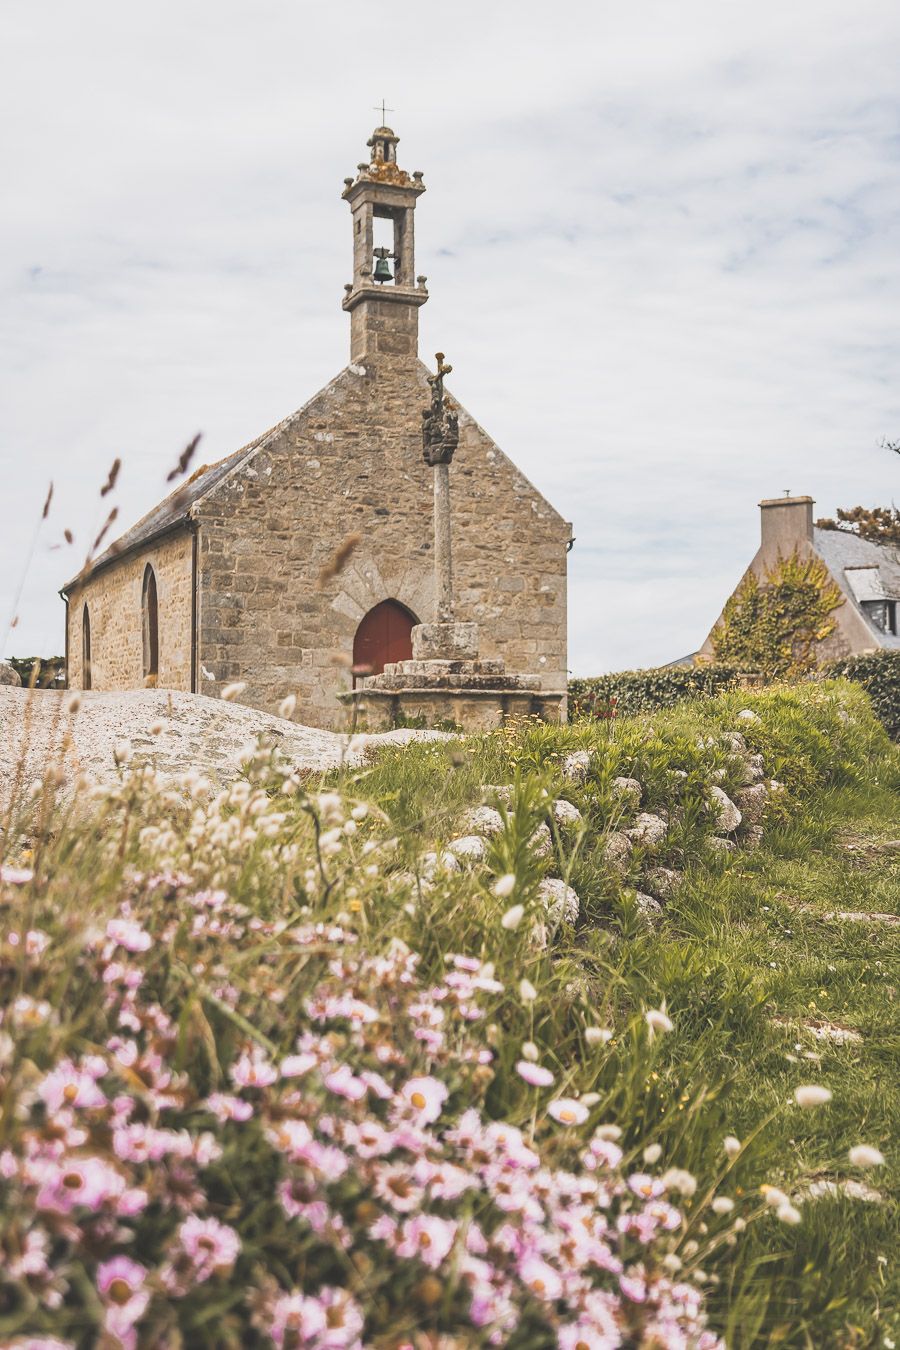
[2,0,899,674]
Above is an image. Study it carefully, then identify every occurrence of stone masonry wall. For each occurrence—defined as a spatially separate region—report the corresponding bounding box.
[196,355,569,729]
[66,531,194,691]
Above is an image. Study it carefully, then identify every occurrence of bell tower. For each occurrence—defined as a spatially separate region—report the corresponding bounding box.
[341,126,428,362]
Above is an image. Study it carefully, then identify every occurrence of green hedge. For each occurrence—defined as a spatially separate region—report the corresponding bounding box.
[826,650,900,740]
[569,664,739,719]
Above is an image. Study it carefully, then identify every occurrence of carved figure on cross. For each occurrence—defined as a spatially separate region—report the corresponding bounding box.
[422,352,459,467]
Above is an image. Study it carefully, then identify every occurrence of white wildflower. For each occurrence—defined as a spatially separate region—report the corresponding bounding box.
[519,979,537,1003]
[221,681,247,701]
[113,738,132,766]
[723,1135,742,1158]
[493,873,517,898]
[585,1026,614,1046]
[645,1006,674,1036]
[661,1168,697,1198]
[712,1197,735,1215]
[643,1143,663,1165]
[794,1085,832,1108]
[595,1124,623,1141]
[501,904,525,931]
[278,694,297,719]
[848,1145,885,1168]
[521,1041,538,1062]
[776,1202,802,1226]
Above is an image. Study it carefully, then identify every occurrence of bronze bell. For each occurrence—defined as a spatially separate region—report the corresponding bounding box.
[372,247,393,283]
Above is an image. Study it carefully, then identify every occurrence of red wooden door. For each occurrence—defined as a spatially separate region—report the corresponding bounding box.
[353,600,416,680]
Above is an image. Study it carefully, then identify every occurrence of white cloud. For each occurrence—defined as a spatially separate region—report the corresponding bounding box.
[2,0,899,674]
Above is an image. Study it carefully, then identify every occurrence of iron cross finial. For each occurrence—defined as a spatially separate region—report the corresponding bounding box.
[373,99,394,125]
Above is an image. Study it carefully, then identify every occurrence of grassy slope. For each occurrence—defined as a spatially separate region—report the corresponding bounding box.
[3,680,896,1346]
[336,687,900,1348]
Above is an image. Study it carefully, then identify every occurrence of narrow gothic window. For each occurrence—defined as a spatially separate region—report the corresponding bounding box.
[82,604,92,690]
[142,564,159,682]
[352,600,417,684]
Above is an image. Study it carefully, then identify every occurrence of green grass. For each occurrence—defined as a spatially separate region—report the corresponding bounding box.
[329,685,900,1347]
[2,678,897,1346]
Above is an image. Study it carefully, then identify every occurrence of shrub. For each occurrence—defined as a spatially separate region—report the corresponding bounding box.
[827,650,900,740]
[711,553,843,678]
[569,665,738,719]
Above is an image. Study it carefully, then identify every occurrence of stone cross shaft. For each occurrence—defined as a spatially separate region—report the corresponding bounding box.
[422,352,460,624]
[433,459,453,623]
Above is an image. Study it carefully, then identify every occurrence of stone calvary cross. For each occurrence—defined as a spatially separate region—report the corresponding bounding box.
[422,352,460,625]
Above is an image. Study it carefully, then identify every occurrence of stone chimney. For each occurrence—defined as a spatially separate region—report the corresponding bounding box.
[758,495,814,563]
[341,126,429,362]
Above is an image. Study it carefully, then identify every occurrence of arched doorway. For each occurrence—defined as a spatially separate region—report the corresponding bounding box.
[142,564,159,683]
[352,599,417,683]
[82,603,92,690]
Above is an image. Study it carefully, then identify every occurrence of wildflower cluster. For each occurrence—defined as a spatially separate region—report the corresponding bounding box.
[0,799,733,1348]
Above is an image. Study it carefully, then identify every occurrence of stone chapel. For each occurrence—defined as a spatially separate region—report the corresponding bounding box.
[61,126,571,729]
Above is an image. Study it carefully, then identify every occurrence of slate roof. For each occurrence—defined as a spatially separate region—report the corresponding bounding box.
[814,527,900,650]
[60,427,277,594]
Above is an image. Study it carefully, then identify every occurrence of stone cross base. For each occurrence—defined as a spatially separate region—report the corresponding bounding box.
[339,632,564,732]
[339,683,564,733]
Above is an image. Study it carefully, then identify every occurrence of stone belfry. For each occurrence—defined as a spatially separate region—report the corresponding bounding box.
[341,126,429,362]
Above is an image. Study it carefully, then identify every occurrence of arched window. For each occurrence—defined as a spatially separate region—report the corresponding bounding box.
[352,599,417,684]
[81,603,92,690]
[142,564,159,682]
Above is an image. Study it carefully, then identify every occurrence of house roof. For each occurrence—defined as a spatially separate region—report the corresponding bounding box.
[813,527,900,649]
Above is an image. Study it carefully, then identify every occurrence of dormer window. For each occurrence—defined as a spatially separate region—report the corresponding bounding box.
[861,598,897,635]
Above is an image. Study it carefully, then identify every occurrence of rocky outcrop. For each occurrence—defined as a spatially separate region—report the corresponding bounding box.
[0,687,454,814]
[0,662,21,687]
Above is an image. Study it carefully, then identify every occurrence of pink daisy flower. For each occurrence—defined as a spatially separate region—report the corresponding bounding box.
[398,1075,448,1124]
[106,919,152,953]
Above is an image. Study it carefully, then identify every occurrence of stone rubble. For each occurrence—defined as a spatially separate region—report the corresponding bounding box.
[603,831,634,875]
[626,812,669,848]
[708,785,742,834]
[634,892,664,928]
[460,805,505,838]
[552,798,583,829]
[445,835,489,864]
[536,878,580,926]
[641,866,683,901]
[611,776,643,808]
[561,750,591,783]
